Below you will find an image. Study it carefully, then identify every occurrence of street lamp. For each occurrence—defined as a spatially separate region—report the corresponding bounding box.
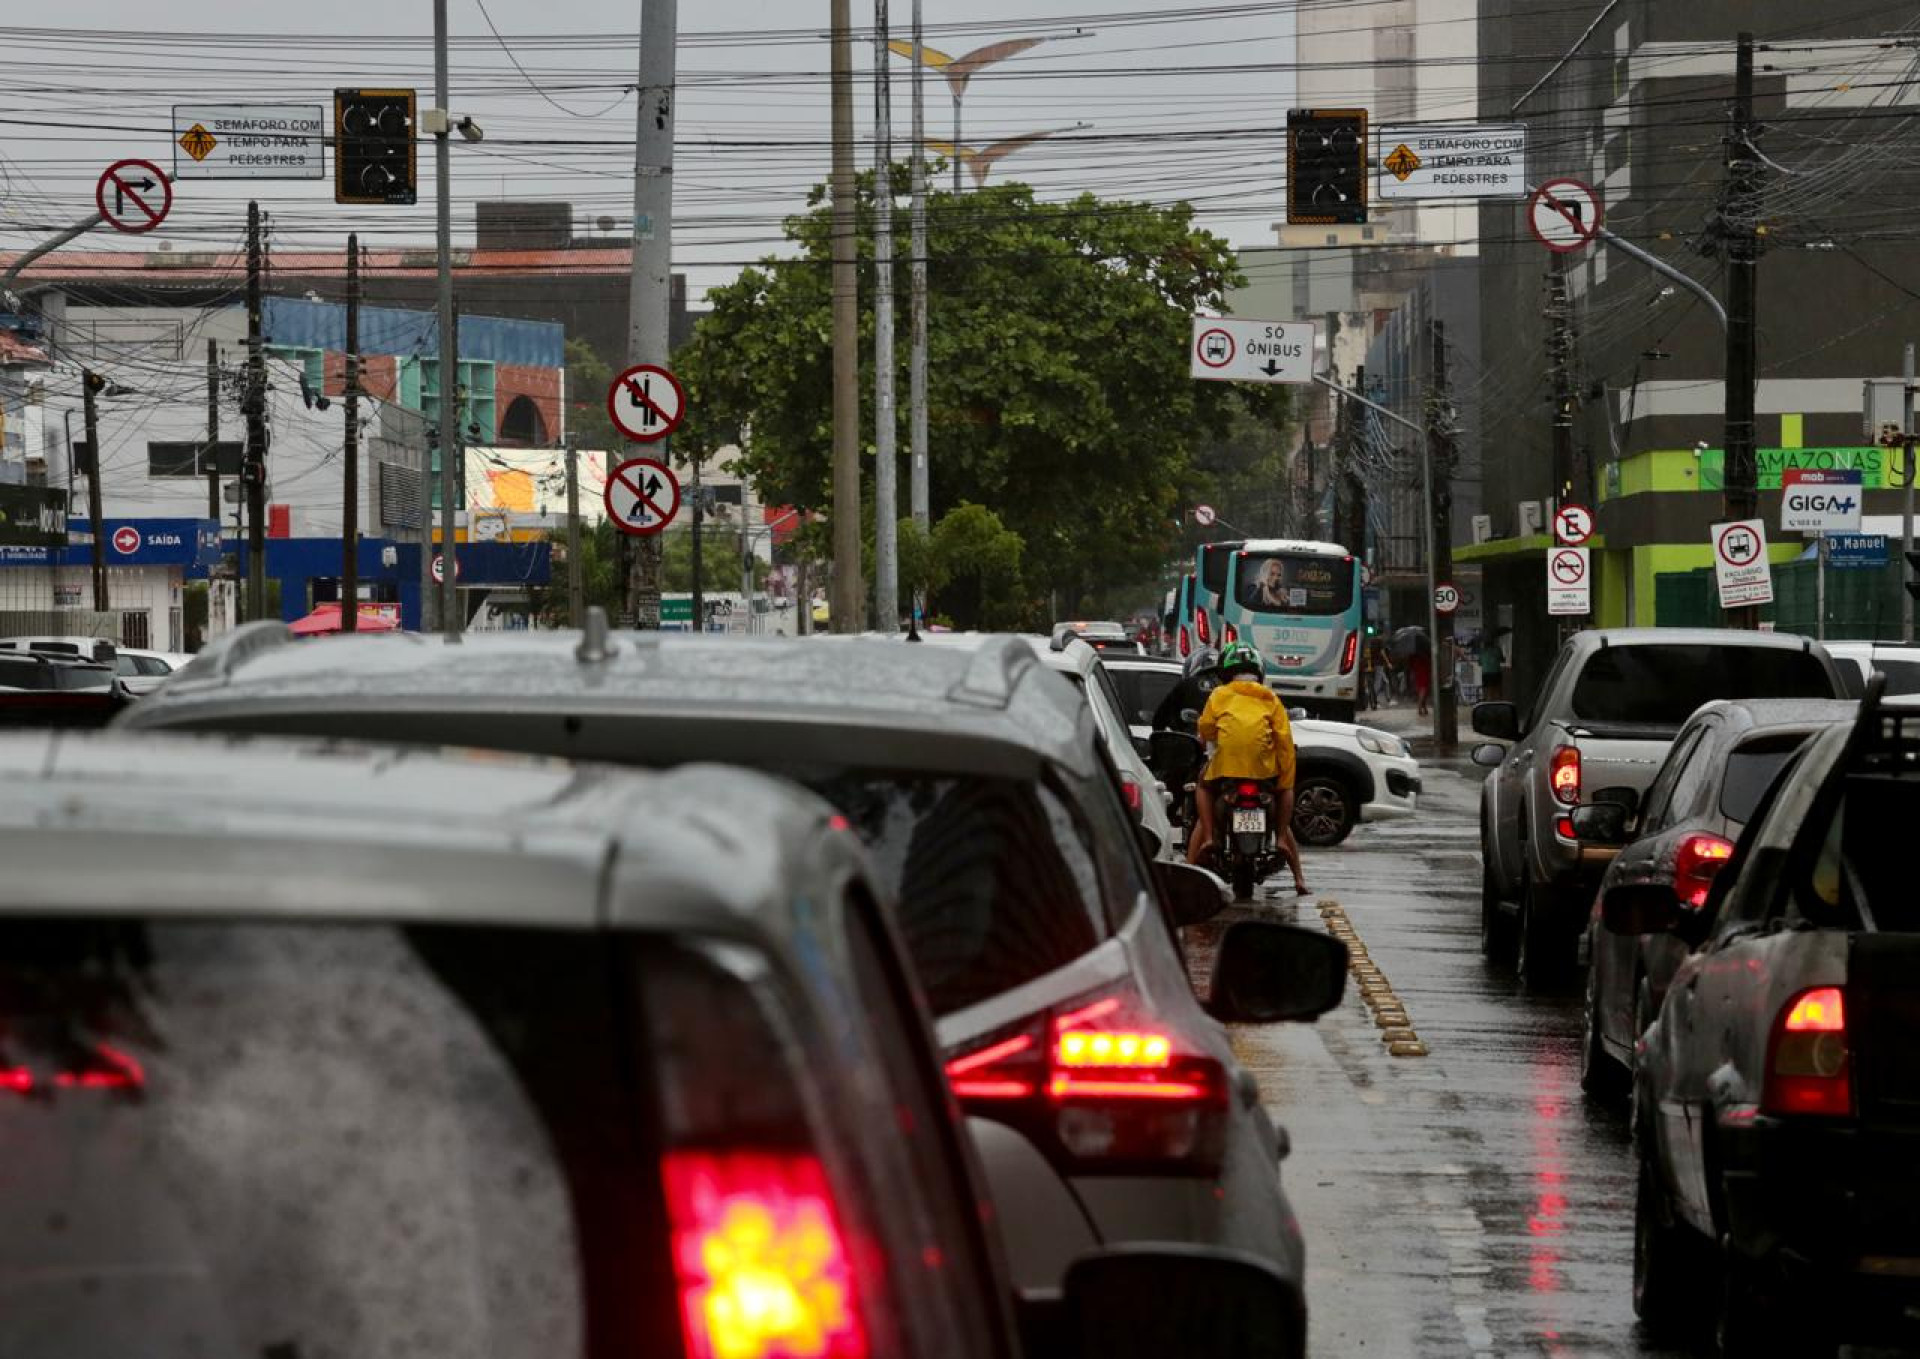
[928,122,1092,189]
[888,31,1091,191]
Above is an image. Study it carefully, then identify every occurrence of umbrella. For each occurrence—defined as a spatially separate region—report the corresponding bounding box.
[288,602,403,637]
[1389,625,1430,659]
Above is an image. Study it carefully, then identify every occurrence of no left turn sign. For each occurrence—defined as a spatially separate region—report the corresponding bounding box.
[1527,178,1602,254]
[96,159,173,234]
[604,457,681,536]
[1553,502,1594,547]
[1194,504,1217,527]
[608,364,685,443]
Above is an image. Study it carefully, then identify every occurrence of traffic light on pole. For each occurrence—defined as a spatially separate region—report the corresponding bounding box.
[334,89,418,205]
[1286,108,1369,226]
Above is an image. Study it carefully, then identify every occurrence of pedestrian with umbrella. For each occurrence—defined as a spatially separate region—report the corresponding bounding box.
[1392,626,1432,715]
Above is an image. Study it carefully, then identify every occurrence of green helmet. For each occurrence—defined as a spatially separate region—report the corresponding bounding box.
[1220,640,1264,679]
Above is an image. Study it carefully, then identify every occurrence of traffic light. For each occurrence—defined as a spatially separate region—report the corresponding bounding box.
[1287,108,1368,226]
[1906,550,1920,600]
[334,89,417,205]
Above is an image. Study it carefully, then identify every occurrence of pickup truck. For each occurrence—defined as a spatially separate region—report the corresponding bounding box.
[1470,627,1846,986]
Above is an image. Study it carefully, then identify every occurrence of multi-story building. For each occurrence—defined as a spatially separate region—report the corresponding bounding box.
[1467,0,1920,694]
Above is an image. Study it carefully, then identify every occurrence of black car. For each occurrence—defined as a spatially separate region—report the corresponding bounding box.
[120,615,1348,1326]
[0,651,126,727]
[1574,698,1854,1098]
[1612,686,1920,1355]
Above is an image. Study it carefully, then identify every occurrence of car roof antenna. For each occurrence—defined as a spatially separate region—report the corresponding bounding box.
[576,606,618,663]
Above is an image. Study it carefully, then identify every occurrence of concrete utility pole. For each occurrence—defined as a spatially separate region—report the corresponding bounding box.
[342,233,361,632]
[690,455,705,630]
[432,0,461,638]
[244,199,268,624]
[1427,320,1458,753]
[1904,341,1915,643]
[565,434,584,629]
[1548,253,1576,507]
[204,339,220,521]
[1721,30,1762,629]
[829,0,864,631]
[908,0,930,626]
[80,370,107,613]
[872,0,900,632]
[627,0,677,629]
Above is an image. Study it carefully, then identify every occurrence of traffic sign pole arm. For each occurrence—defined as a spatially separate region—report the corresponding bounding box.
[2,211,106,290]
[1311,373,1426,437]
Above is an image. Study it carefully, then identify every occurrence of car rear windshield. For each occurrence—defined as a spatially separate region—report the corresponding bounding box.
[1874,658,1920,696]
[1233,552,1355,616]
[0,919,702,1357]
[1109,667,1183,729]
[1720,733,1812,824]
[1568,645,1835,727]
[790,771,1109,1016]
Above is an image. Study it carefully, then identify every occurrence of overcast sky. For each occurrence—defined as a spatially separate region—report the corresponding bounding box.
[0,1,1304,301]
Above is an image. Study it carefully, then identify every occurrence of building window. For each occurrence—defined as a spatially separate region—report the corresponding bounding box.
[147,441,243,478]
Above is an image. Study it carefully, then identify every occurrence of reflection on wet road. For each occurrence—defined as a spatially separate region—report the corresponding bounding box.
[1213,761,1689,1357]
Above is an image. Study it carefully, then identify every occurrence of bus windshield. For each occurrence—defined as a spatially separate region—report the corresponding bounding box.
[1234,552,1355,617]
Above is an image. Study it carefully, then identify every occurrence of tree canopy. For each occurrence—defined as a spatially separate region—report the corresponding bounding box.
[673,172,1289,625]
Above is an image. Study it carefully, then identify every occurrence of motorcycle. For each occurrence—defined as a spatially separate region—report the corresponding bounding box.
[1215,777,1286,903]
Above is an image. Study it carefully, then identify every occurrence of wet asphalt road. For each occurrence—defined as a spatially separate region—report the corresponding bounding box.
[1211,745,1689,1358]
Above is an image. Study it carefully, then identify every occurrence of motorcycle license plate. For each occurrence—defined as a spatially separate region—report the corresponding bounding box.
[1232,809,1266,834]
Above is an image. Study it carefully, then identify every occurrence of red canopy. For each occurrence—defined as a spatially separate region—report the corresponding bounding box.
[288,603,403,636]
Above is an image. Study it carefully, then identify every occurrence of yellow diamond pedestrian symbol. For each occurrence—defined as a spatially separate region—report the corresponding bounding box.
[179,123,218,162]
[1384,143,1421,182]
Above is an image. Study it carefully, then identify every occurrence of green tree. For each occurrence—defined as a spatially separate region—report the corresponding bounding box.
[565,338,622,454]
[537,518,624,627]
[929,502,1025,630]
[674,171,1287,618]
[660,526,772,593]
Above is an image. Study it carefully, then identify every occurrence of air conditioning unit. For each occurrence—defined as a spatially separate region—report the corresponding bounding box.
[1517,501,1544,535]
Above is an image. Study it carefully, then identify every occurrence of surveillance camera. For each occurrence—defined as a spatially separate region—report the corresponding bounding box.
[456,117,484,144]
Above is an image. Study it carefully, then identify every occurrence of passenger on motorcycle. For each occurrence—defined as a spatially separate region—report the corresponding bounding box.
[1185,641,1309,895]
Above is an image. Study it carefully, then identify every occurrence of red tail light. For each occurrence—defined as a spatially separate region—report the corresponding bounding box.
[943,988,1228,1168]
[1763,986,1851,1118]
[1549,745,1581,805]
[1236,781,1262,802]
[1195,608,1211,645]
[1673,833,1735,909]
[662,1150,869,1359]
[1555,816,1577,840]
[1222,623,1239,645]
[1177,626,1191,657]
[1340,630,1359,674]
[1119,772,1144,812]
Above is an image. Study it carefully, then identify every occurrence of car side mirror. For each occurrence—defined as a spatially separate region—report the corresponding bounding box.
[1470,701,1519,740]
[1470,742,1506,768]
[1146,730,1203,781]
[1043,1244,1305,1359]
[1153,860,1229,927]
[1569,801,1631,846]
[1600,882,1682,937]
[1206,921,1348,1023]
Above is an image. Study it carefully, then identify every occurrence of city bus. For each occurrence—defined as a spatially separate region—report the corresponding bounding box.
[1213,539,1365,720]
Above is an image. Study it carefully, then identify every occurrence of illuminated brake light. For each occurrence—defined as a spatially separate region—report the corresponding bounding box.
[1178,626,1191,658]
[661,1150,868,1359]
[1549,745,1581,806]
[1222,623,1239,645]
[1340,630,1359,674]
[1048,1075,1210,1101]
[1555,816,1577,840]
[1119,773,1144,812]
[1057,1030,1172,1069]
[1195,608,1211,645]
[1764,986,1851,1118]
[944,1033,1037,1100]
[1674,834,1735,908]
[1237,781,1261,800]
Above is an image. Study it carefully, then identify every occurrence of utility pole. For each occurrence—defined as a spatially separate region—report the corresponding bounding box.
[204,339,220,521]
[908,0,930,627]
[871,0,900,632]
[565,434,584,629]
[829,0,864,631]
[80,370,107,613]
[342,232,361,633]
[1428,320,1458,753]
[1548,252,1576,508]
[690,455,705,631]
[244,199,267,624]
[1721,30,1762,629]
[627,0,677,629]
[432,0,461,638]
[1903,341,1915,643]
